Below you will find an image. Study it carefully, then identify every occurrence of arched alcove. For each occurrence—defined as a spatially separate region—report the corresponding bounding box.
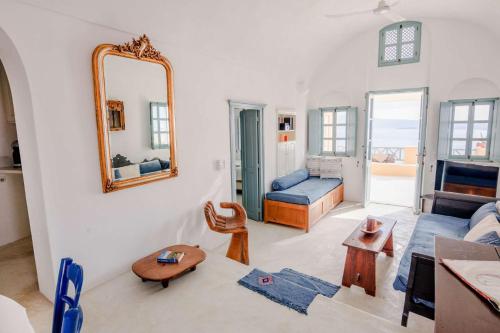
[0,26,55,299]
[448,78,500,100]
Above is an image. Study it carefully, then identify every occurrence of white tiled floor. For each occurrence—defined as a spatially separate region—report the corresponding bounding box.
[370,175,416,207]
[6,203,433,332]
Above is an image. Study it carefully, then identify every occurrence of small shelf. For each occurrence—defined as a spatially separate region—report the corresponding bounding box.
[0,166,22,174]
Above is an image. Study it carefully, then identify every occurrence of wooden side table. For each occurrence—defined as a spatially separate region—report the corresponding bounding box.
[341,217,397,296]
[132,244,206,288]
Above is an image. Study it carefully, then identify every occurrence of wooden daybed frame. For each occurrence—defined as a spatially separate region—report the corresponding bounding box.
[264,183,344,232]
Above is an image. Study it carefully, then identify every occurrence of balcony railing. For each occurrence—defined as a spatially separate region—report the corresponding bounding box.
[372,147,405,163]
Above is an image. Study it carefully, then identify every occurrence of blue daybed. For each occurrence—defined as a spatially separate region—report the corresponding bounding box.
[395,191,498,326]
[264,169,344,232]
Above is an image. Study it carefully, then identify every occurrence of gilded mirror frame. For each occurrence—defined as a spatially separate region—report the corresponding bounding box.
[92,35,177,193]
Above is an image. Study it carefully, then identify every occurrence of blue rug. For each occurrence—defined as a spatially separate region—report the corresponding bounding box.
[237,268,340,314]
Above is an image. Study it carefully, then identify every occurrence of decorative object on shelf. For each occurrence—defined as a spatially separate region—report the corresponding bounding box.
[11,140,21,168]
[276,109,296,177]
[92,34,177,193]
[106,100,125,131]
[204,201,249,265]
[132,244,206,288]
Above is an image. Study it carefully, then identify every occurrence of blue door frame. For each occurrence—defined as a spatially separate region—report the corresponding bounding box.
[229,100,266,221]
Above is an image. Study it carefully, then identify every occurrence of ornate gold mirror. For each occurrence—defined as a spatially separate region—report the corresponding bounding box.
[92,35,177,193]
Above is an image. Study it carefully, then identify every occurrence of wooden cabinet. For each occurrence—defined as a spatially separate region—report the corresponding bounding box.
[277,141,295,177]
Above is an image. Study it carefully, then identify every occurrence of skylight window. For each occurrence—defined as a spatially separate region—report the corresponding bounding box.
[379,21,421,67]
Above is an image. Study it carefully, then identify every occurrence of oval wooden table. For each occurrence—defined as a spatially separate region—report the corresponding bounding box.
[132,244,206,288]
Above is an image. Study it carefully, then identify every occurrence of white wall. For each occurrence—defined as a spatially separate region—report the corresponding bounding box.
[0,1,308,298]
[0,174,31,246]
[105,56,169,163]
[308,19,500,202]
[0,60,30,247]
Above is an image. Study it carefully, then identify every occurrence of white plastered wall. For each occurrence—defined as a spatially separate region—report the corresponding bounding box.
[0,1,308,299]
[308,19,500,202]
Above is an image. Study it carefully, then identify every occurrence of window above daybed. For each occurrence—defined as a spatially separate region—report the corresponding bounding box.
[379,21,421,67]
[438,98,499,161]
[308,107,357,157]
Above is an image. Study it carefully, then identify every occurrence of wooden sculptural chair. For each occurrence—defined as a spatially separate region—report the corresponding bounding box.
[204,201,249,265]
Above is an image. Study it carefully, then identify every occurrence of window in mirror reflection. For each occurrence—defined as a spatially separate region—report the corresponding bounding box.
[150,102,169,149]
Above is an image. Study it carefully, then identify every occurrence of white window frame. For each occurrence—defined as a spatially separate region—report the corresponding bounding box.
[150,102,170,149]
[321,107,349,156]
[379,21,422,67]
[449,99,495,161]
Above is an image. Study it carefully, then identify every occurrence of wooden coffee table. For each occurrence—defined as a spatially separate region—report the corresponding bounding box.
[341,217,396,296]
[132,244,206,288]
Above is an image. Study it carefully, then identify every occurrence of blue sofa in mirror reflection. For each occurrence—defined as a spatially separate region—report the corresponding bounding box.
[111,154,170,180]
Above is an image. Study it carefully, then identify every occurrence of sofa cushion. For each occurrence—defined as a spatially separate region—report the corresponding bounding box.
[271,169,309,191]
[320,157,342,179]
[393,213,470,292]
[306,156,322,177]
[115,164,140,180]
[139,160,162,175]
[470,202,500,229]
[475,231,500,246]
[464,213,500,242]
[266,177,342,205]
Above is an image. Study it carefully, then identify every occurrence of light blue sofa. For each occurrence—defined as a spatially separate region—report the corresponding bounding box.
[395,191,498,326]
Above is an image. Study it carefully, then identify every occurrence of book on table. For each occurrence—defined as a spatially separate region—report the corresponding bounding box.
[441,259,500,312]
[157,250,185,264]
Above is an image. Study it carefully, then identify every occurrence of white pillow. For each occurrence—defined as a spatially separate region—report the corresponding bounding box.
[464,213,500,242]
[306,156,322,177]
[117,164,141,180]
[496,201,500,214]
[320,157,342,179]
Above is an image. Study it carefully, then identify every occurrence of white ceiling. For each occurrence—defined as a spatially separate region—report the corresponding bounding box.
[19,0,500,79]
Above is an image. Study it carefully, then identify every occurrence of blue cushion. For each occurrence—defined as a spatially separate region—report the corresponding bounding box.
[470,202,499,229]
[114,169,122,180]
[393,213,470,292]
[475,231,500,246]
[271,169,309,191]
[266,177,342,205]
[139,160,162,174]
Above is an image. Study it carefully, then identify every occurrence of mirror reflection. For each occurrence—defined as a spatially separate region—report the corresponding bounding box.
[103,55,171,181]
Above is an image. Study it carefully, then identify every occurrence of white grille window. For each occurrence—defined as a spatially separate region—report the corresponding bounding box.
[379,21,421,66]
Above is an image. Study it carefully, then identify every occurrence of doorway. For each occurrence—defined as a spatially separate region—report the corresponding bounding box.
[364,88,428,212]
[229,100,265,221]
[0,58,38,303]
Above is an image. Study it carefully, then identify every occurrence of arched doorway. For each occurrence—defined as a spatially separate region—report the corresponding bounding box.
[0,26,54,300]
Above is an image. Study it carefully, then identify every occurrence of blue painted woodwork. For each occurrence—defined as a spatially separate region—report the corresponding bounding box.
[240,109,261,220]
[52,258,83,333]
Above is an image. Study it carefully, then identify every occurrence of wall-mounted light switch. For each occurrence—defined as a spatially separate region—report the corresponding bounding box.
[214,160,226,171]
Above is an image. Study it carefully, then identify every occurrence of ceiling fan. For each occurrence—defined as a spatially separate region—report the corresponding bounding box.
[325,0,405,22]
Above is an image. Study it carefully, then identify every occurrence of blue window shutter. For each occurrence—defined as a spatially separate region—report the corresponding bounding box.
[345,107,358,157]
[437,102,453,160]
[489,100,500,161]
[308,109,321,155]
